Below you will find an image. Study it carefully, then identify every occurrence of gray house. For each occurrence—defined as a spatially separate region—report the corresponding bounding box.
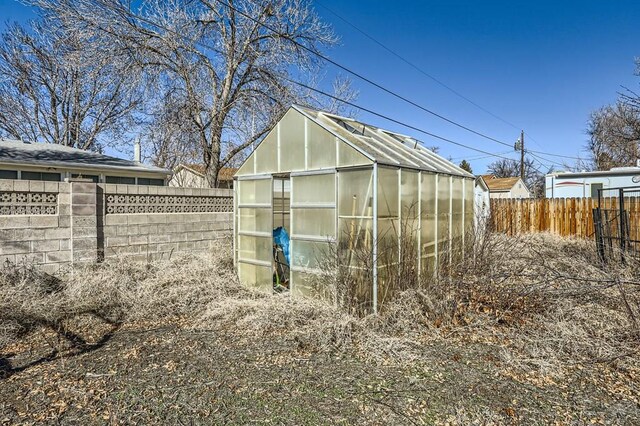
[0,138,171,185]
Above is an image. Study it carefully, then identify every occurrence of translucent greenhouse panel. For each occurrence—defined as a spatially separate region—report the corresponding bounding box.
[400,170,419,280]
[254,131,278,174]
[238,263,272,291]
[337,168,374,313]
[238,235,272,263]
[451,177,464,241]
[338,139,371,167]
[437,175,451,255]
[238,208,271,233]
[307,119,337,169]
[290,270,333,300]
[291,173,335,205]
[236,152,254,176]
[238,178,272,205]
[278,110,306,172]
[377,167,399,219]
[464,178,475,233]
[291,240,333,270]
[291,208,335,238]
[420,173,437,273]
[338,169,374,218]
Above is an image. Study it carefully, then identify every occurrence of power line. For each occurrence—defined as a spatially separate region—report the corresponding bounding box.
[285,78,517,161]
[316,1,525,133]
[96,0,577,164]
[205,0,515,149]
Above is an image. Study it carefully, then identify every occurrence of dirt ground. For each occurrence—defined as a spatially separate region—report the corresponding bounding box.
[1,321,638,425]
[2,233,639,425]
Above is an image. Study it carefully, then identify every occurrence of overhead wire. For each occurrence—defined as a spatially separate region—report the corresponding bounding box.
[99,0,581,164]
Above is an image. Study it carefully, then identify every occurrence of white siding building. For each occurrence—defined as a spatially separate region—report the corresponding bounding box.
[545,167,640,198]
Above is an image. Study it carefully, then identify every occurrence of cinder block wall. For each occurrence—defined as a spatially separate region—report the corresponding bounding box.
[0,179,233,274]
[99,184,233,262]
[0,180,72,274]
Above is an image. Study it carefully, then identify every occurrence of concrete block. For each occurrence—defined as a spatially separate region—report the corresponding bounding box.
[157,243,177,253]
[60,239,70,250]
[29,181,45,192]
[0,229,15,241]
[148,234,170,244]
[148,186,158,195]
[12,181,29,191]
[72,204,96,216]
[106,236,128,247]
[170,233,187,243]
[58,204,71,216]
[58,215,71,228]
[73,237,97,250]
[147,214,167,224]
[35,239,60,252]
[101,226,118,237]
[71,193,96,205]
[0,179,13,191]
[71,182,96,194]
[0,216,30,229]
[73,250,98,263]
[105,215,128,226]
[116,184,129,194]
[127,185,139,195]
[46,250,72,263]
[139,224,157,235]
[104,184,117,193]
[45,228,71,239]
[15,228,46,241]
[129,235,148,245]
[18,252,45,265]
[72,216,97,227]
[30,216,59,228]
[44,181,59,193]
[156,186,169,195]
[137,186,149,195]
[58,182,70,193]
[57,192,70,205]
[0,241,30,255]
[177,241,195,251]
[128,215,149,225]
[72,226,97,238]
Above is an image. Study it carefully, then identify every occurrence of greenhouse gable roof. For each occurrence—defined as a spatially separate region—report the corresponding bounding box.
[294,105,472,177]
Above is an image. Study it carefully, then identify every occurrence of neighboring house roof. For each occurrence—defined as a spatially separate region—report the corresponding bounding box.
[293,105,473,178]
[175,164,238,181]
[0,138,171,175]
[483,176,523,192]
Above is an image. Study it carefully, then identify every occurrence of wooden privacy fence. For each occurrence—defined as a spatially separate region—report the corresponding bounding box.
[489,197,640,239]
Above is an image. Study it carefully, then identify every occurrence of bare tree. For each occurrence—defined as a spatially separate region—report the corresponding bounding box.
[587,100,640,170]
[34,0,354,186]
[487,157,550,198]
[0,20,141,150]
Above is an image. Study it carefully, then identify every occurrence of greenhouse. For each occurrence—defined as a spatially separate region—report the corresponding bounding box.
[233,105,474,313]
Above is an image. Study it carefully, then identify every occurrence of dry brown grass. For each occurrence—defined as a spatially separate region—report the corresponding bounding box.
[1,232,639,423]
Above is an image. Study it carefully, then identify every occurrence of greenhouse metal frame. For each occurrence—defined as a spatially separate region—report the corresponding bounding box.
[233,105,474,313]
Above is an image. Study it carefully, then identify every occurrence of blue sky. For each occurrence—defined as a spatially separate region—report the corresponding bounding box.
[1,0,639,173]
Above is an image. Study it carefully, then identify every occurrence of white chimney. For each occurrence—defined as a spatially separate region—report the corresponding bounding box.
[134,139,141,163]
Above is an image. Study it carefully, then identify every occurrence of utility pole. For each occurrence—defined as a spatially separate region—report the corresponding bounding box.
[520,130,525,181]
[515,130,525,181]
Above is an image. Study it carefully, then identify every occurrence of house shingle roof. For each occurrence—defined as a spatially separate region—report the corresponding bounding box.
[180,164,237,181]
[0,138,170,175]
[483,176,521,192]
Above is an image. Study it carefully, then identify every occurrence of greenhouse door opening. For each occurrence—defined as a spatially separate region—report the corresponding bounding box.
[273,176,291,291]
